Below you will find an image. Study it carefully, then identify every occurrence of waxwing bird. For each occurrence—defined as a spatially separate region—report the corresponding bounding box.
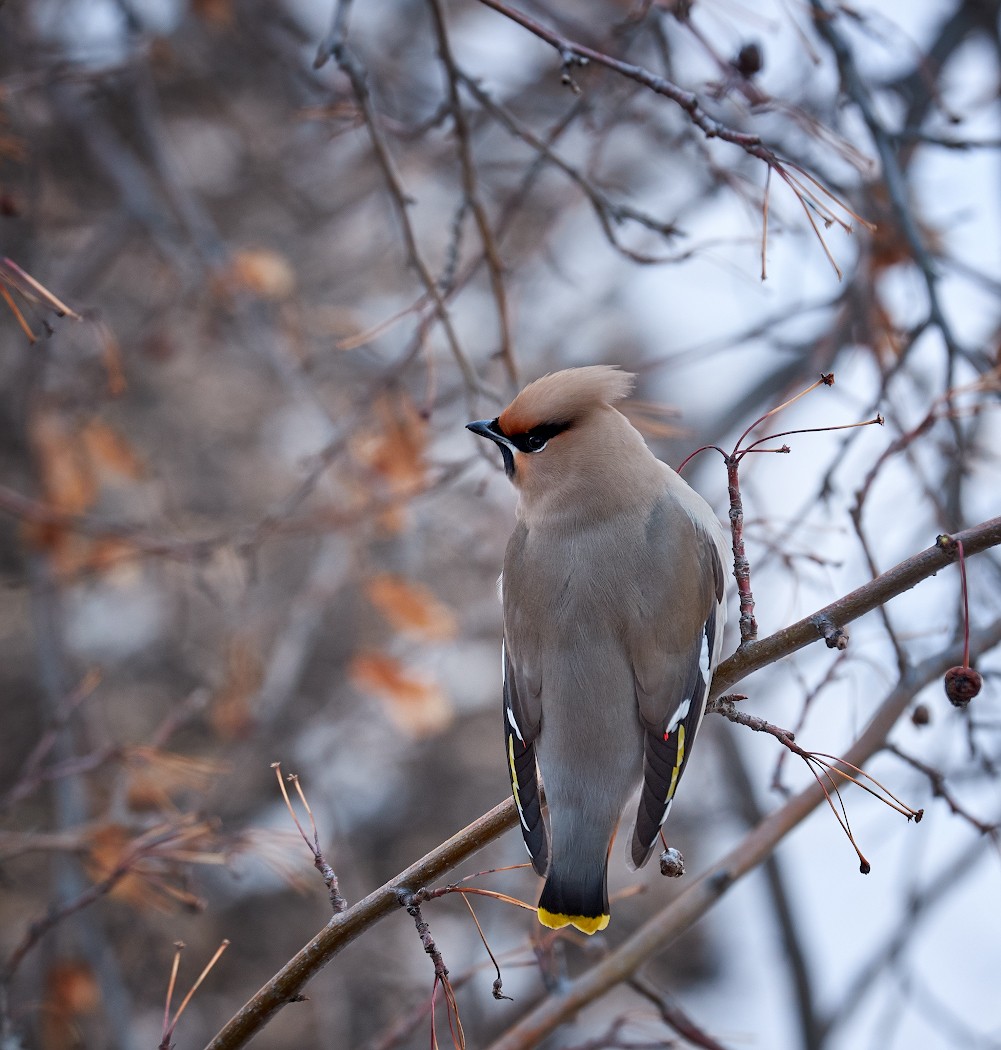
[467,366,729,934]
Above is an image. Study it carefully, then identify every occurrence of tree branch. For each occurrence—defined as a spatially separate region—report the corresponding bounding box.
[204,515,1001,1049]
[484,618,1001,1050]
[713,515,1001,696]
[203,799,517,1050]
[473,0,773,160]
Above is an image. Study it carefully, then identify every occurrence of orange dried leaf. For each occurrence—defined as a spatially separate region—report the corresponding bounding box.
[88,537,139,575]
[192,0,235,24]
[44,960,100,1017]
[375,505,407,534]
[84,820,221,913]
[210,636,263,739]
[20,518,64,555]
[30,410,97,515]
[26,410,147,576]
[83,824,149,909]
[864,182,943,273]
[365,574,457,640]
[124,746,230,812]
[81,419,145,480]
[350,651,451,737]
[95,321,127,395]
[20,521,90,579]
[865,296,906,362]
[350,651,433,702]
[49,535,95,580]
[229,248,296,301]
[42,960,100,1050]
[352,392,428,495]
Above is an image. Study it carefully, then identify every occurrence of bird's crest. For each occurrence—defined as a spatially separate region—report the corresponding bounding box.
[499,365,635,436]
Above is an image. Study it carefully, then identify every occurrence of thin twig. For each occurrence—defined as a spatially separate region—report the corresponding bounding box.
[1,849,134,983]
[711,696,922,872]
[160,941,230,1049]
[473,0,860,274]
[885,744,998,836]
[459,895,512,1001]
[314,1,485,404]
[458,75,687,263]
[1,257,82,319]
[161,943,184,1047]
[273,764,347,913]
[1,667,102,815]
[427,0,517,387]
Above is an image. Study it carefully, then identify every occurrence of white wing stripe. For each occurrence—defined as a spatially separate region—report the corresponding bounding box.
[667,698,691,735]
[698,629,711,679]
[506,703,525,743]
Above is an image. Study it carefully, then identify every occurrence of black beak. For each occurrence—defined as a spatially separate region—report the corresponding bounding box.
[466,418,505,443]
[466,418,516,478]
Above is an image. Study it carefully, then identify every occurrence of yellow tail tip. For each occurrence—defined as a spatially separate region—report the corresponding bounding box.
[537,907,609,935]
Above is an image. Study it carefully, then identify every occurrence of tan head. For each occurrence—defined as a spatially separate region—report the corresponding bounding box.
[467,366,663,522]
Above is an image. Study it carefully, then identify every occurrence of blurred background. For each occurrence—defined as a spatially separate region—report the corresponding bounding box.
[0,0,999,1047]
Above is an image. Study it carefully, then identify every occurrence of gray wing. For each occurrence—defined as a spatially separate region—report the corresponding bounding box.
[502,642,548,875]
[501,524,549,876]
[629,504,727,869]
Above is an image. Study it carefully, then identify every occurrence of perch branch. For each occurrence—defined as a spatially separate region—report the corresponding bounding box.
[204,515,1001,1049]
[483,619,1001,1050]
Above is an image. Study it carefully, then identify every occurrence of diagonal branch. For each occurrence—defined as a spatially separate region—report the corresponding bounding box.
[203,515,1001,1050]
[473,0,774,160]
[483,618,1001,1050]
[203,799,516,1050]
[712,515,1001,696]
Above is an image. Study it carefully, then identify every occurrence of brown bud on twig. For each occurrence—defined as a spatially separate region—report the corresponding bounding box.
[559,49,587,94]
[944,666,982,708]
[814,615,849,650]
[825,626,849,650]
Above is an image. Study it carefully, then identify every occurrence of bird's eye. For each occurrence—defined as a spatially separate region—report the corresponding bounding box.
[512,420,571,454]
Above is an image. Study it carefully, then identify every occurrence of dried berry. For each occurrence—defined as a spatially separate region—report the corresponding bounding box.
[660,846,685,878]
[911,703,931,727]
[944,665,982,708]
[734,42,763,78]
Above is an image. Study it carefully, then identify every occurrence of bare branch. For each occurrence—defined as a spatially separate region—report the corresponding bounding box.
[204,516,1001,1049]
[483,619,1001,1050]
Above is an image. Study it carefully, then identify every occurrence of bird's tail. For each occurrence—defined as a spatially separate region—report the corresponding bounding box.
[536,855,610,935]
